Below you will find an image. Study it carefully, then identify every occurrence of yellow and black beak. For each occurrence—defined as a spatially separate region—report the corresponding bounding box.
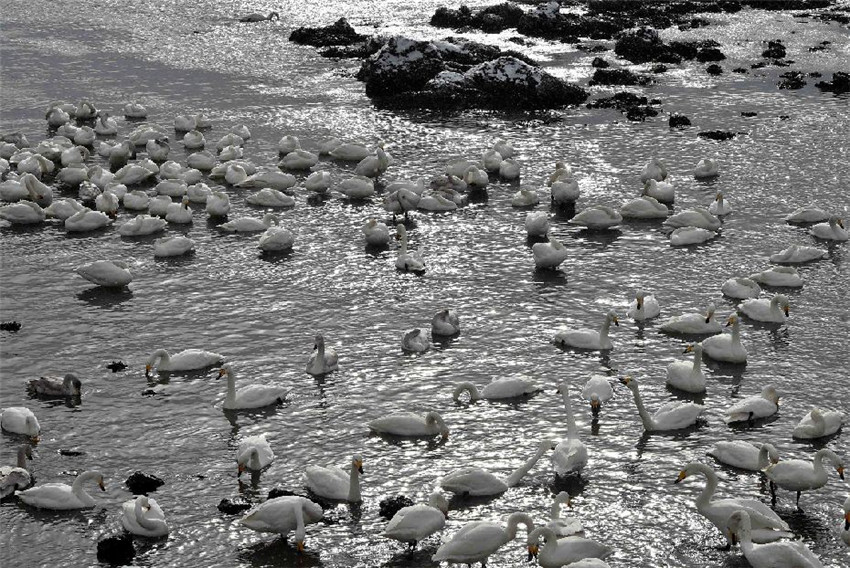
[674,470,687,484]
[619,377,630,386]
[355,460,364,474]
[684,345,694,354]
[613,316,619,327]
[296,541,305,553]
[838,218,845,229]
[729,530,738,546]
[704,313,711,323]
[98,479,106,491]
[238,463,246,475]
[145,364,152,377]
[725,316,734,327]
[837,465,845,481]
[217,368,226,379]
[783,305,789,317]
[844,510,850,530]
[590,399,600,412]
[527,544,538,561]
[636,298,643,310]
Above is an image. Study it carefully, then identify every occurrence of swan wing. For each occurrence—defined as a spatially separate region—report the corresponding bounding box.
[653,402,703,429]
[552,438,588,475]
[305,465,348,499]
[384,505,445,541]
[232,385,288,409]
[368,413,429,436]
[441,467,506,496]
[433,522,505,561]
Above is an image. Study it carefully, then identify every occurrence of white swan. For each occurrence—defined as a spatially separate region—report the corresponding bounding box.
[726,510,823,568]
[20,173,52,206]
[666,344,706,393]
[206,191,231,217]
[785,206,829,224]
[383,492,448,549]
[842,496,850,546]
[620,376,704,431]
[569,205,622,230]
[306,333,338,375]
[401,328,430,353]
[764,449,845,508]
[581,376,613,416]
[148,195,172,217]
[121,496,169,537]
[304,170,333,194]
[432,512,534,566]
[663,207,721,231]
[707,441,779,471]
[769,244,827,264]
[527,527,613,568]
[118,214,166,237]
[65,207,113,232]
[525,211,549,237]
[237,171,297,191]
[640,157,668,182]
[241,496,323,552]
[73,100,97,119]
[432,309,460,336]
[18,470,105,510]
[246,188,295,208]
[619,195,668,219]
[329,142,371,161]
[145,348,223,375]
[123,103,147,118]
[218,364,288,410]
[723,385,779,424]
[28,374,82,397]
[354,146,390,178]
[721,277,761,299]
[258,226,295,252]
[626,290,660,321]
[304,455,363,502]
[511,188,539,207]
[553,311,618,351]
[0,407,40,438]
[165,198,192,224]
[708,192,733,215]
[0,201,45,224]
[94,190,119,219]
[546,492,584,537]
[122,190,150,211]
[810,216,848,241]
[481,149,503,172]
[183,130,205,149]
[156,178,187,197]
[532,237,569,270]
[642,178,675,204]
[674,462,793,546]
[278,135,302,154]
[749,266,803,288]
[0,446,33,499]
[279,149,319,170]
[395,224,425,273]
[659,303,722,335]
[236,433,274,474]
[154,236,195,257]
[363,219,390,246]
[186,182,211,203]
[114,164,155,185]
[186,150,216,170]
[701,315,748,364]
[452,378,540,401]
[739,294,789,323]
[551,177,580,205]
[146,139,170,162]
[499,158,521,180]
[419,191,459,211]
[219,213,277,233]
[463,165,489,188]
[77,260,131,287]
[553,382,588,476]
[56,164,87,189]
[440,440,556,497]
[338,175,375,199]
[792,409,843,440]
[368,411,449,438]
[493,139,514,159]
[694,158,720,179]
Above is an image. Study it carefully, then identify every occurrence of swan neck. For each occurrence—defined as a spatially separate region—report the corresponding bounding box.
[730,319,740,342]
[349,464,361,501]
[505,445,547,488]
[561,387,579,437]
[691,350,702,373]
[630,385,656,431]
[16,446,27,468]
[225,368,237,403]
[452,382,480,402]
[599,317,611,339]
[292,502,306,543]
[693,465,717,509]
[505,512,535,541]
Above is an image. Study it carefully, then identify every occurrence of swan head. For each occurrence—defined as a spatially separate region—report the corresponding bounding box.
[607,311,620,326]
[395,224,407,239]
[216,364,232,379]
[527,543,539,561]
[726,510,751,544]
[64,373,83,395]
[425,411,450,438]
[761,385,779,405]
[619,376,637,390]
[540,439,557,452]
[724,315,738,327]
[704,303,716,322]
[554,491,572,507]
[773,294,790,316]
[351,455,364,474]
[313,334,325,350]
[634,290,647,309]
[428,492,450,518]
[684,343,703,356]
[589,392,601,413]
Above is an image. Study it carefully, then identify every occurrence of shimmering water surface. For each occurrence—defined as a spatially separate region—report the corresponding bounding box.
[1,1,849,567]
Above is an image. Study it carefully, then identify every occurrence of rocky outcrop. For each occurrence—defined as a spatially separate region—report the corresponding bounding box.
[669,113,691,127]
[589,68,652,86]
[379,495,415,519]
[815,71,850,93]
[778,71,806,89]
[591,57,609,68]
[289,18,368,47]
[699,130,737,141]
[706,64,723,75]
[431,3,524,32]
[614,28,682,64]
[97,533,135,565]
[218,497,252,514]
[762,39,787,59]
[587,92,660,121]
[125,471,164,494]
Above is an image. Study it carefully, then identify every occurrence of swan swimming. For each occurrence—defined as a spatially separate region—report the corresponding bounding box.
[552,383,588,476]
[431,309,460,336]
[553,311,619,351]
[0,445,33,498]
[432,512,534,567]
[28,374,82,397]
[218,364,289,410]
[154,236,195,257]
[619,195,668,219]
[77,260,131,287]
[810,216,848,241]
[305,333,338,375]
[663,207,721,231]
[67,206,114,231]
[785,205,829,224]
[620,376,704,431]
[121,496,169,537]
[258,225,295,252]
[693,158,719,179]
[749,266,803,288]
[640,157,668,183]
[659,303,722,335]
[532,237,569,270]
[726,510,823,568]
[642,178,674,204]
[546,492,584,537]
[363,218,390,246]
[395,224,425,273]
[145,348,223,375]
[452,377,540,401]
[721,277,761,299]
[738,294,789,323]
[219,213,278,233]
[368,411,449,438]
[708,192,733,215]
[581,375,613,416]
[527,527,614,568]
[0,407,40,438]
[626,290,660,321]
[304,455,363,502]
[665,344,706,393]
[792,408,843,440]
[525,211,549,237]
[769,244,827,264]
[723,385,779,424]
[246,188,295,208]
[701,315,747,364]
[18,470,105,510]
[401,328,430,353]
[382,492,449,549]
[569,205,622,230]
[706,441,779,471]
[236,433,274,474]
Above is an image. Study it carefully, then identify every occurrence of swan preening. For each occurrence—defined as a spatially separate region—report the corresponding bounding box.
[726,510,824,568]
[121,496,169,537]
[382,492,448,549]
[792,408,844,440]
[527,527,613,568]
[236,433,274,474]
[0,445,33,498]
[546,492,584,537]
[1,407,40,439]
[620,376,704,431]
[723,385,779,424]
[452,378,540,401]
[368,411,449,438]
[18,470,105,510]
[241,496,323,552]
[304,455,363,502]
[763,449,845,507]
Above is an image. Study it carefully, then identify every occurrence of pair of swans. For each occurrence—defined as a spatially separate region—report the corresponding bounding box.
[1,407,40,439]
[553,382,588,476]
[241,496,323,553]
[727,510,823,568]
[236,433,274,474]
[659,303,722,335]
[723,385,779,424]
[763,449,845,508]
[626,291,660,321]
[121,496,169,537]
[792,408,844,439]
[396,224,425,273]
[433,512,534,566]
[218,365,289,410]
[738,294,789,323]
[0,445,33,498]
[18,470,105,509]
[620,376,704,431]
[701,315,747,364]
[306,333,338,375]
[452,378,540,402]
[305,455,363,502]
[145,348,224,376]
[368,411,449,439]
[527,528,613,568]
[553,311,619,351]
[666,344,705,393]
[383,492,448,549]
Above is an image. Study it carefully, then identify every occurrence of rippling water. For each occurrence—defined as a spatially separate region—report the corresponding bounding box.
[1,1,849,567]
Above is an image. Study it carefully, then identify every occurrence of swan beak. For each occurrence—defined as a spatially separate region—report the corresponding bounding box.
[838,218,845,229]
[783,306,789,317]
[618,377,630,386]
[527,544,538,560]
[238,464,246,475]
[729,531,738,546]
[217,368,226,379]
[704,314,711,323]
[636,298,643,309]
[296,541,305,553]
[31,436,40,444]
[725,317,734,327]
[674,470,687,484]
[844,511,850,530]
[613,317,619,326]
[98,479,106,491]
[355,460,363,474]
[590,399,600,412]
[684,345,694,354]
[838,466,845,480]
[145,364,152,376]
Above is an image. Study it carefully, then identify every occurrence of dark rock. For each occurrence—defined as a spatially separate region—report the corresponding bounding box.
[614,27,682,64]
[741,111,758,117]
[696,47,726,62]
[808,71,822,78]
[59,448,86,456]
[779,115,790,120]
[650,98,662,105]
[97,533,135,565]
[740,0,831,9]
[589,68,652,86]
[732,67,748,73]
[431,5,473,28]
[706,64,723,75]
[698,130,737,141]
[268,487,297,499]
[289,17,368,47]
[319,37,387,59]
[107,361,127,372]
[815,72,850,93]
[772,59,793,67]
[651,64,668,73]
[762,39,786,59]
[669,113,691,127]
[626,106,659,121]
[751,61,767,69]
[587,91,648,110]
[478,3,524,33]
[778,71,806,89]
[218,497,252,514]
[591,57,609,68]
[379,495,415,520]
[125,471,164,494]
[808,44,828,52]
[357,37,450,97]
[0,321,21,332]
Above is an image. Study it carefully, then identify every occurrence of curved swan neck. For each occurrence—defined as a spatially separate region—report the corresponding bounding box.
[757,444,777,469]
[453,382,481,402]
[291,502,306,544]
[691,464,718,508]
[550,493,569,519]
[628,384,656,431]
[505,444,548,488]
[691,348,702,373]
[150,349,170,366]
[599,316,612,339]
[505,512,535,540]
[814,449,839,474]
[534,527,558,549]
[72,471,100,499]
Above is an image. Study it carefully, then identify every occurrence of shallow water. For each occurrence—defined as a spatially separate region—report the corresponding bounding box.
[1,1,849,567]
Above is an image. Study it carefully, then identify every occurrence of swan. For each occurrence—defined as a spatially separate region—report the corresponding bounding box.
[620,376,704,431]
[122,190,150,211]
[659,303,722,335]
[304,455,363,502]
[165,198,192,224]
[57,164,87,188]
[154,236,194,257]
[77,181,102,206]
[186,150,216,170]
[156,178,187,197]
[219,213,277,233]
[223,162,247,184]
[363,219,390,246]
[0,407,40,438]
[769,244,827,264]
[640,157,668,182]
[452,377,540,401]
[511,188,539,207]
[785,206,829,224]
[551,177,580,205]
[581,376,613,416]
[723,385,779,424]
[764,449,845,507]
[0,445,33,498]
[258,226,295,252]
[547,162,572,185]
[432,309,460,336]
[418,192,458,212]
[739,294,789,323]
[236,433,274,474]
[274,135,301,155]
[148,195,172,217]
[701,315,747,364]
[27,374,81,397]
[354,146,390,178]
[525,211,549,237]
[216,134,244,151]
[329,142,371,161]
[73,100,97,119]
[792,409,844,440]
[77,260,131,287]
[114,163,156,185]
[552,383,588,476]
[186,182,211,203]
[95,189,119,218]
[553,311,619,351]
[499,158,521,180]
[726,510,823,568]
[46,200,87,220]
[707,441,779,472]
[749,266,803,288]
[368,411,449,438]
[88,165,114,189]
[395,224,425,273]
[619,195,668,219]
[642,178,675,204]
[546,492,584,537]
[183,129,205,149]
[532,237,569,270]
[174,114,198,132]
[206,191,231,217]
[123,103,147,119]
[92,112,118,136]
[128,124,168,147]
[121,496,169,537]
[145,348,223,375]
[305,333,338,375]
[493,139,514,159]
[569,205,622,230]
[18,153,55,177]
[0,179,27,202]
[433,512,534,566]
[694,158,719,179]
[663,207,721,231]
[810,216,848,241]
[666,344,706,393]
[708,192,733,215]
[46,106,71,127]
[463,165,489,188]
[304,170,332,193]
[118,214,167,236]
[338,175,375,198]
[626,290,660,321]
[218,364,289,410]
[674,462,793,545]
[440,440,556,497]
[18,470,105,510]
[60,146,90,167]
[241,496,323,552]
[383,492,449,549]
[73,125,96,146]
[527,528,614,568]
[246,188,295,207]
[279,149,319,170]
[721,277,761,299]
[0,200,45,224]
[237,170,297,191]
[401,328,430,353]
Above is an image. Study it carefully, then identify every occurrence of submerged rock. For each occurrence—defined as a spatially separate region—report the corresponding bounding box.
[699,130,737,141]
[741,111,758,117]
[379,495,415,520]
[218,497,252,514]
[614,27,682,64]
[815,71,850,93]
[706,64,723,75]
[591,57,609,68]
[669,113,692,128]
[589,68,652,86]
[587,92,659,121]
[97,533,135,565]
[289,17,368,47]
[0,321,21,332]
[125,471,164,494]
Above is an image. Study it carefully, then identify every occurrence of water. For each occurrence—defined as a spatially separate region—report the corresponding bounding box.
[1,1,849,566]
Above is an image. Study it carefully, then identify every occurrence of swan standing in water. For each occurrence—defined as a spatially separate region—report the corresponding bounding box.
[1,407,40,438]
[763,449,845,508]
[0,445,33,498]
[792,408,844,440]
[527,527,613,568]
[738,294,789,323]
[383,492,449,549]
[553,382,588,476]
[659,303,722,335]
[674,462,794,546]
[145,348,223,376]
[432,309,460,336]
[810,216,848,241]
[626,290,660,321]
[241,496,323,552]
[581,376,613,416]
[305,333,338,375]
[28,374,81,397]
[18,470,105,510]
[452,377,540,401]
[368,411,449,438]
[532,237,569,270]
[432,512,535,567]
[395,224,425,273]
[77,260,131,287]
[726,510,823,568]
[553,311,619,351]
[723,385,779,424]
[121,496,169,537]
[666,344,706,393]
[218,364,289,410]
[236,433,274,475]
[707,441,779,471]
[701,315,747,364]
[440,439,556,497]
[304,455,363,502]
[620,376,704,431]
